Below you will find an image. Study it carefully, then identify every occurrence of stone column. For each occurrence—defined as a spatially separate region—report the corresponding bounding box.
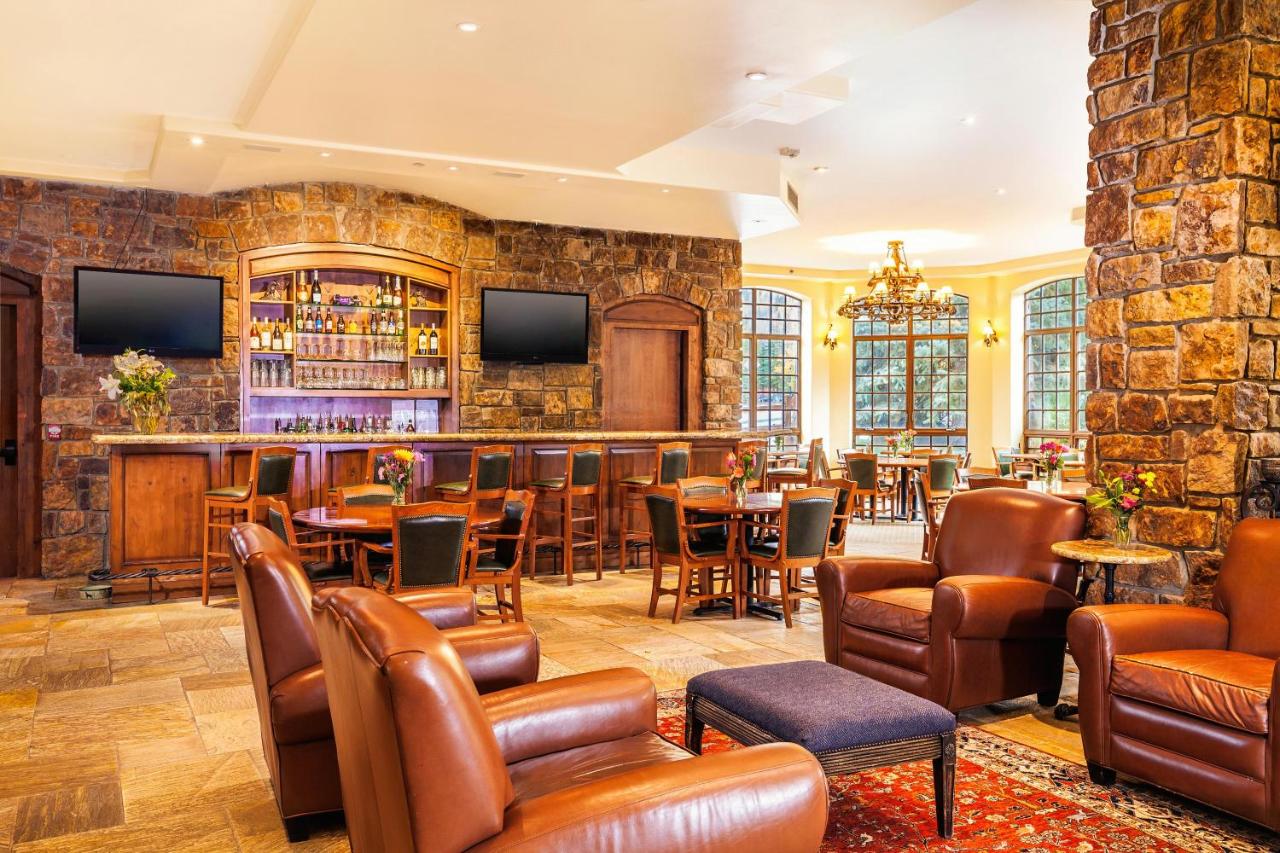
[1085,0,1279,603]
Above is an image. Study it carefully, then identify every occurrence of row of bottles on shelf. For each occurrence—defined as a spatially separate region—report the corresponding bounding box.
[251,315,440,356]
[251,359,292,388]
[250,318,294,352]
[295,307,405,336]
[294,271,408,308]
[272,413,415,434]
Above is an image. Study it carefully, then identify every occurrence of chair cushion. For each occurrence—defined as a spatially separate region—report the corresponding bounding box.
[474,555,511,572]
[507,731,691,803]
[205,484,249,499]
[302,559,352,583]
[686,536,729,558]
[531,477,566,489]
[435,481,470,493]
[269,663,333,745]
[1111,649,1273,735]
[371,569,390,587]
[618,475,654,486]
[746,540,780,560]
[768,467,807,477]
[841,587,934,642]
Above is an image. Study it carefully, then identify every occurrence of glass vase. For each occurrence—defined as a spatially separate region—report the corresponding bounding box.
[1045,468,1062,491]
[1112,511,1134,548]
[733,479,748,505]
[391,482,407,506]
[122,396,166,435]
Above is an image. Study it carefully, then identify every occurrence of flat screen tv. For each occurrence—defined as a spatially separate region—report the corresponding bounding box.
[480,289,589,364]
[74,267,224,358]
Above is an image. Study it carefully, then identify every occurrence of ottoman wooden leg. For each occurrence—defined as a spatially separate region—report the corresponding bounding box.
[933,731,956,838]
[684,696,704,754]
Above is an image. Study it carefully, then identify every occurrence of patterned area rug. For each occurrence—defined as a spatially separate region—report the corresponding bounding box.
[655,693,1277,852]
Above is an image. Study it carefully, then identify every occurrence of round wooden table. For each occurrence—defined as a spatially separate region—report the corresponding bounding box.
[293,504,501,535]
[680,492,782,619]
[876,457,928,520]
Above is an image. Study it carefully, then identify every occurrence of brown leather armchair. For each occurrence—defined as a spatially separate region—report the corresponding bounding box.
[817,487,1085,712]
[1068,517,1280,830]
[313,585,831,852]
[229,522,541,841]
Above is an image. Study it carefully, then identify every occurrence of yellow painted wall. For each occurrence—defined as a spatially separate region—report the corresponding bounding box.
[744,248,1089,466]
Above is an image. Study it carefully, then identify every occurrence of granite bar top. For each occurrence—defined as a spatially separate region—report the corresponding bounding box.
[93,430,757,446]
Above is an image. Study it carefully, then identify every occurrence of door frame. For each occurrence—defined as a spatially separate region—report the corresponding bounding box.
[601,296,703,430]
[1,265,42,578]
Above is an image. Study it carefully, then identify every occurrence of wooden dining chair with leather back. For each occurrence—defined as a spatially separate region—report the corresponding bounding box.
[325,445,408,507]
[768,438,827,490]
[334,483,396,507]
[466,489,533,622]
[677,476,733,555]
[843,452,892,523]
[435,444,515,503]
[735,439,769,491]
[817,477,858,555]
[617,441,691,573]
[359,502,474,594]
[921,454,961,509]
[912,474,942,561]
[263,497,353,586]
[644,485,738,623]
[527,443,604,585]
[741,487,838,628]
[202,445,297,606]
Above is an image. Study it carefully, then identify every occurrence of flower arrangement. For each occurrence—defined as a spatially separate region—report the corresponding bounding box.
[1038,441,1071,485]
[1086,467,1156,547]
[98,349,176,434]
[886,429,916,456]
[726,446,760,503]
[378,448,424,505]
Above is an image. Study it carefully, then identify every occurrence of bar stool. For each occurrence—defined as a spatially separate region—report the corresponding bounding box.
[527,443,604,585]
[435,444,515,504]
[201,445,296,605]
[616,441,690,573]
[326,445,409,507]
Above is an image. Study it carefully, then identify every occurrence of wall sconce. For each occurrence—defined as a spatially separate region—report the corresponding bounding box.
[981,319,999,348]
[822,323,839,351]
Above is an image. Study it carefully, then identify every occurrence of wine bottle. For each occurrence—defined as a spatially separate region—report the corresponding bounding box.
[393,276,403,308]
[417,325,428,356]
[377,275,387,308]
[249,317,259,350]
[337,313,346,335]
[304,307,313,333]
[297,274,308,304]
[259,319,272,350]
[311,270,321,303]
[377,311,386,335]
[324,309,334,334]
[388,312,397,336]
[428,324,439,355]
[283,319,293,352]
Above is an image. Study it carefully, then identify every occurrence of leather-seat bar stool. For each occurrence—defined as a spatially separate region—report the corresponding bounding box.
[527,443,604,585]
[616,441,690,573]
[435,444,515,504]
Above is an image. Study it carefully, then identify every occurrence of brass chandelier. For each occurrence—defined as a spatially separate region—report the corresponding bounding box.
[836,240,955,324]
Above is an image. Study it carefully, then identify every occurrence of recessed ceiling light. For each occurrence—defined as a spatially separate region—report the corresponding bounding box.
[556,176,569,183]
[812,165,829,173]
[660,188,671,193]
[189,135,204,147]
[959,115,977,127]
[457,21,479,32]
[751,219,765,224]
[319,151,332,158]
[447,165,460,172]
[745,70,769,81]
[995,187,1007,196]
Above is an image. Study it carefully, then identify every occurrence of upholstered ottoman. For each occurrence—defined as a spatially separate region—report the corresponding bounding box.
[685,660,957,838]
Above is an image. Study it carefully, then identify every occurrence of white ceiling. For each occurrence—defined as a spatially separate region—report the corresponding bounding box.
[0,0,1090,268]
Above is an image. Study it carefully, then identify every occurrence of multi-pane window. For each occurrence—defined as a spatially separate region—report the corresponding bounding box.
[1024,276,1088,448]
[852,296,969,454]
[740,288,802,450]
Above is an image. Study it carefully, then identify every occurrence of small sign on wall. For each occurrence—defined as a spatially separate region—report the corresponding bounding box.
[45,425,61,441]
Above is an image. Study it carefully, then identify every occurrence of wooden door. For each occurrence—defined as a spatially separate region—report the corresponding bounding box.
[604,328,684,430]
[1,268,42,577]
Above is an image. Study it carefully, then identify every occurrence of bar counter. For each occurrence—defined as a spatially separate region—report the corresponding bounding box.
[93,430,752,596]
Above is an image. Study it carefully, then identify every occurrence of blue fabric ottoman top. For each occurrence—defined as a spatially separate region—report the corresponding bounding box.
[687,660,955,753]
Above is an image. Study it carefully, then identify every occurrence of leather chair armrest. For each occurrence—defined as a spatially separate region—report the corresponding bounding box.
[480,668,655,765]
[816,557,939,663]
[441,623,540,694]
[933,575,1078,640]
[470,743,828,853]
[392,587,477,629]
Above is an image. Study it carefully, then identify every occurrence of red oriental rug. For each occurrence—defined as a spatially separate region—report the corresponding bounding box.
[655,692,1277,852]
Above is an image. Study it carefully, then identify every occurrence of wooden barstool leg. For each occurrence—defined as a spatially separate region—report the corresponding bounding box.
[562,492,574,586]
[592,489,603,580]
[201,498,212,606]
[526,492,539,578]
[617,484,629,574]
[647,557,662,617]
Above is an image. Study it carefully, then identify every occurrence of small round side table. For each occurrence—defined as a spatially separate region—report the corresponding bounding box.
[1049,538,1173,720]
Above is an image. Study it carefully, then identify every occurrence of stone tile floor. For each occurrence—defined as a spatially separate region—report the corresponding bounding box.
[0,519,1082,851]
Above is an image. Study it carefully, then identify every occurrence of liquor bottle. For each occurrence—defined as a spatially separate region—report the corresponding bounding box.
[259,318,272,350]
[249,317,259,350]
[429,324,439,355]
[361,314,370,336]
[417,325,428,356]
[388,312,397,336]
[336,313,346,335]
[297,274,308,305]
[393,276,403,308]
[309,270,320,304]
[324,309,334,334]
[282,319,293,352]
[271,320,283,351]
[376,276,386,308]
[383,276,393,307]
[376,311,386,335]
[303,307,313,333]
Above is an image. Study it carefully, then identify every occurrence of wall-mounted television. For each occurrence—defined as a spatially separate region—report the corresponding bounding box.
[74,267,224,358]
[480,289,589,364]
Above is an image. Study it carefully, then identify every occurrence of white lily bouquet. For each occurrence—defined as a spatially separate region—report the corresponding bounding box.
[99,349,176,434]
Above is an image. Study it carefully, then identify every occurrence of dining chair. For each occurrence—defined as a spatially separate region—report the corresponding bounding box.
[768,437,828,490]
[843,452,892,524]
[992,447,1033,480]
[263,497,354,586]
[202,445,297,605]
[325,445,408,507]
[734,439,769,491]
[643,485,738,623]
[816,477,858,555]
[335,483,395,507]
[677,476,733,553]
[740,487,838,628]
[912,475,942,561]
[909,447,937,458]
[466,489,533,622]
[359,502,473,594]
[435,444,515,502]
[921,454,961,510]
[967,476,1029,490]
[617,441,691,573]
[527,443,604,584]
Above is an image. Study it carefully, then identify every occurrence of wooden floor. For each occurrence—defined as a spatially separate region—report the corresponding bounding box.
[0,519,1084,851]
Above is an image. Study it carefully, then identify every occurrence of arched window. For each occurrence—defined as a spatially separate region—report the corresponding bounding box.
[740,287,801,449]
[852,296,969,453]
[1023,276,1088,448]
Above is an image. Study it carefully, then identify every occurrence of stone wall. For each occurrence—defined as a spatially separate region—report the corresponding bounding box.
[1084,0,1280,603]
[0,178,741,577]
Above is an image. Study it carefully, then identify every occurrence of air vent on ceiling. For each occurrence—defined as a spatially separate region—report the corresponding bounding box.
[242,143,282,153]
[784,180,800,217]
[492,170,526,179]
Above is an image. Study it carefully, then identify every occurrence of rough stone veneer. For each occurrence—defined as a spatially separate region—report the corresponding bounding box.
[1085,0,1280,603]
[0,178,741,576]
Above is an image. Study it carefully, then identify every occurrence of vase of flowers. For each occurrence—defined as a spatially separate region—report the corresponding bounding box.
[886,429,915,456]
[1039,440,1070,490]
[98,349,176,435]
[726,446,759,505]
[1086,467,1156,548]
[379,448,423,505]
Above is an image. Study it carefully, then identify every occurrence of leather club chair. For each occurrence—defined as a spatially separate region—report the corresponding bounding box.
[1068,517,1280,830]
[817,487,1085,712]
[229,522,541,841]
[313,585,831,852]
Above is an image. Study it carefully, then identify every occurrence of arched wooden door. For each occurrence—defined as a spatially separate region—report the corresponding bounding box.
[601,297,702,430]
[1,265,42,577]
